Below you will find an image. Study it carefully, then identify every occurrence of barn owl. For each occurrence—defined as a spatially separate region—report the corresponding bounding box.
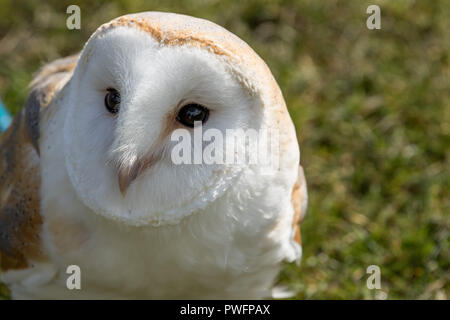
[0,12,307,299]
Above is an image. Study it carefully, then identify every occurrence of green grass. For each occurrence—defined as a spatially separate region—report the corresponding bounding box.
[0,0,448,299]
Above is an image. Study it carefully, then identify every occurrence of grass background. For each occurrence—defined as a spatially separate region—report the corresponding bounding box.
[0,0,448,299]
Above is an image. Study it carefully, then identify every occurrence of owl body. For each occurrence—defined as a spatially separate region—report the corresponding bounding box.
[0,12,307,299]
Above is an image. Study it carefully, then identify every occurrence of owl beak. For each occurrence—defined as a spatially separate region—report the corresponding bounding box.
[118,164,140,196]
[117,151,161,196]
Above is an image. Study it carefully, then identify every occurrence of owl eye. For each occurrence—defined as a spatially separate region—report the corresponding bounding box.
[104,88,121,114]
[176,103,209,128]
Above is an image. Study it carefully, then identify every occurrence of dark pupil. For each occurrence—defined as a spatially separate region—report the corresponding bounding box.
[105,89,120,114]
[177,104,209,127]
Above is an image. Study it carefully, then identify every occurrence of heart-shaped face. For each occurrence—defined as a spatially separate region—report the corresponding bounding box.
[61,12,291,226]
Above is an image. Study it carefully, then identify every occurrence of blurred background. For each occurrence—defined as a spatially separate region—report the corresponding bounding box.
[0,0,448,299]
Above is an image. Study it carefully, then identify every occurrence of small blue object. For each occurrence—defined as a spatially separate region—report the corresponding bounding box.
[0,98,12,132]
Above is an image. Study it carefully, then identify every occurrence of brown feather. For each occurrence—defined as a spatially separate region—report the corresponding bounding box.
[291,166,307,246]
[0,55,77,271]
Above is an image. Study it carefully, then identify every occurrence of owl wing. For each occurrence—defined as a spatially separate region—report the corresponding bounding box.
[0,55,77,272]
[291,165,307,246]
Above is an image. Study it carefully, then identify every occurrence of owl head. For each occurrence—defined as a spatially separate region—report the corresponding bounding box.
[61,12,298,226]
